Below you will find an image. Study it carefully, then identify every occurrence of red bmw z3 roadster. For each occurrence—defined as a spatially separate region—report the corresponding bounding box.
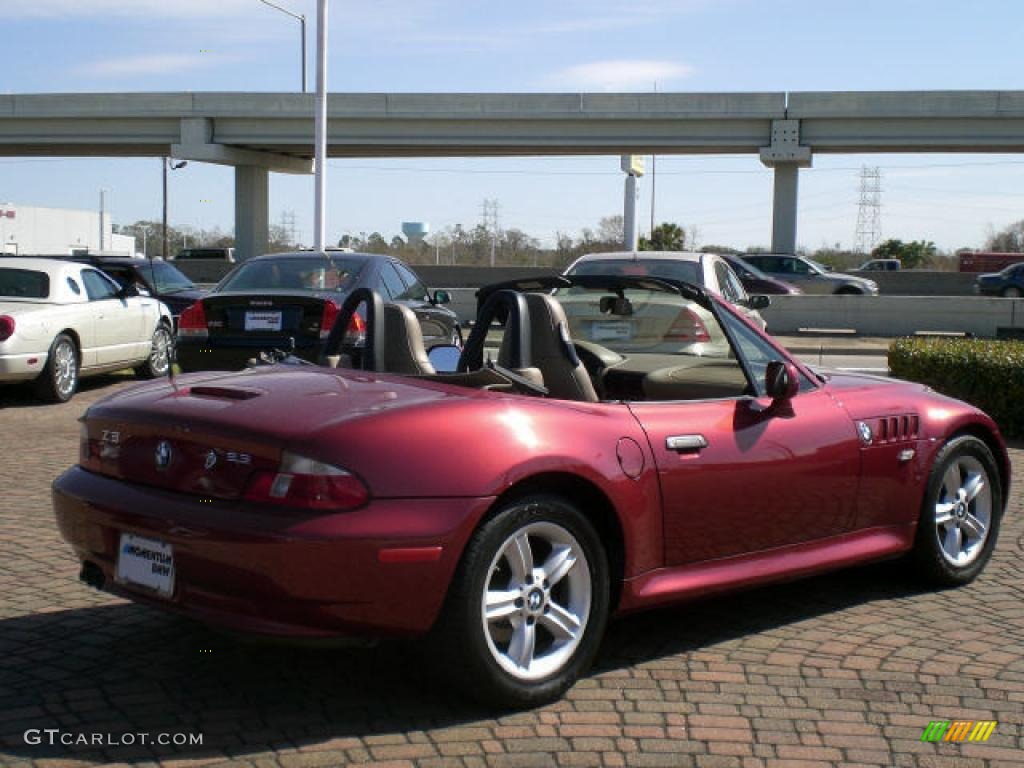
[53,275,1010,706]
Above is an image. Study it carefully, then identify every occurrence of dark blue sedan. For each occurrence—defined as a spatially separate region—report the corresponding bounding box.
[175,251,459,372]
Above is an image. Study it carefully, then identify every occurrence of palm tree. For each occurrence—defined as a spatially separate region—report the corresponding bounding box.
[641,222,686,251]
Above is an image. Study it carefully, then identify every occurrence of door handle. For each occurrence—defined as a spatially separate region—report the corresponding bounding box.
[666,434,708,452]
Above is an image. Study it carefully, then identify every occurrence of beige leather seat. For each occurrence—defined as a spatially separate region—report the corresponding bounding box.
[381,303,435,375]
[503,293,598,402]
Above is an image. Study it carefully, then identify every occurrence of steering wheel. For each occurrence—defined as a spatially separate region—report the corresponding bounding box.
[319,287,385,370]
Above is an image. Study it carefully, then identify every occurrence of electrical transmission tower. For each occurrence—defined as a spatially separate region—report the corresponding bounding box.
[279,210,298,247]
[854,166,882,254]
[480,198,501,266]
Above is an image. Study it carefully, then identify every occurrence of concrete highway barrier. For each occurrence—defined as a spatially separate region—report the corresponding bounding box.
[761,295,1024,338]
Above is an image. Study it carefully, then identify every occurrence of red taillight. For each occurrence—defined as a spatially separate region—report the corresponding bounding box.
[664,307,712,343]
[319,299,340,339]
[178,301,208,338]
[345,311,366,346]
[79,422,102,471]
[319,302,365,345]
[0,315,14,342]
[243,451,369,511]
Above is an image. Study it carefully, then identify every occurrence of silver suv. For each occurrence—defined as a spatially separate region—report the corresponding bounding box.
[741,254,878,295]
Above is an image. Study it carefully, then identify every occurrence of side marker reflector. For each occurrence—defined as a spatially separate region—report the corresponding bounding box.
[378,546,443,564]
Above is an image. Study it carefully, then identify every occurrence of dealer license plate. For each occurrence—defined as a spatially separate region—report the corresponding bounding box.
[591,320,632,342]
[245,311,282,332]
[116,533,175,597]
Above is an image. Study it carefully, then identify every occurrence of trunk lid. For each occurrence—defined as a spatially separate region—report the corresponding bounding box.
[81,367,457,499]
[201,291,335,342]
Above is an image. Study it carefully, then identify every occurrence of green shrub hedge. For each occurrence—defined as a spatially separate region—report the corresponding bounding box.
[888,337,1024,438]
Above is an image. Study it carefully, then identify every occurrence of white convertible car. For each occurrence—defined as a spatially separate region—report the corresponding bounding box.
[0,258,174,402]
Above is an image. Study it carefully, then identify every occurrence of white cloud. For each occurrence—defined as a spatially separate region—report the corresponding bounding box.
[545,60,695,91]
[77,54,218,78]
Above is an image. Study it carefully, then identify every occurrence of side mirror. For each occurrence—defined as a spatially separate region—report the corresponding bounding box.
[118,282,141,298]
[433,289,451,305]
[746,294,771,310]
[765,360,800,401]
[427,344,461,373]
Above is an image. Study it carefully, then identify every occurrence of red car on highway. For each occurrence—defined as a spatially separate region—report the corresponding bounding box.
[53,275,1010,706]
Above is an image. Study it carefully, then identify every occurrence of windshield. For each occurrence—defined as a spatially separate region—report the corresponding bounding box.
[567,258,702,286]
[0,268,49,299]
[806,259,829,274]
[219,256,365,292]
[147,261,196,293]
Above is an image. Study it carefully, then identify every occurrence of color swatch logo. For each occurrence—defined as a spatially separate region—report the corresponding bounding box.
[920,721,997,742]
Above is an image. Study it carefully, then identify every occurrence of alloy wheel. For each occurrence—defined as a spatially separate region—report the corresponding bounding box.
[480,521,591,681]
[934,455,992,567]
[54,339,77,399]
[150,326,172,375]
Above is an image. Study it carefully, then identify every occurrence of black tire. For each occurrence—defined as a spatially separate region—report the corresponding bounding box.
[135,322,173,379]
[34,333,79,403]
[433,494,610,707]
[1002,286,1022,298]
[910,435,1003,587]
[836,286,863,295]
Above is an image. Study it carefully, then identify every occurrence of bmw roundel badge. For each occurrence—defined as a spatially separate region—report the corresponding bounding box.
[155,440,173,470]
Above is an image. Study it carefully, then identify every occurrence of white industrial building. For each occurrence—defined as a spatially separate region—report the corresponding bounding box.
[0,203,135,256]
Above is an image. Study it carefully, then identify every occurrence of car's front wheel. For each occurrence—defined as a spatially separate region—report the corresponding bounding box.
[435,494,610,706]
[911,435,1003,586]
[135,323,173,379]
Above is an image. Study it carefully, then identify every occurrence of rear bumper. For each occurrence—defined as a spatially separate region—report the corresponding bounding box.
[175,337,321,372]
[0,351,46,381]
[53,466,493,637]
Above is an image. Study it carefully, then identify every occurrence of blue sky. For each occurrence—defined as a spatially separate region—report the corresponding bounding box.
[1,0,1023,252]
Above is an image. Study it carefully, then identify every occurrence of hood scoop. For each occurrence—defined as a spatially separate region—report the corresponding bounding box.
[187,385,264,401]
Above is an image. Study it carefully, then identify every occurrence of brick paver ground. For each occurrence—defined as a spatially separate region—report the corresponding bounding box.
[1,375,1022,768]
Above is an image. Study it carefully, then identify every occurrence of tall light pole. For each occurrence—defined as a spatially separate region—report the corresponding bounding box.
[162,158,188,261]
[313,0,328,251]
[98,188,108,251]
[258,0,307,93]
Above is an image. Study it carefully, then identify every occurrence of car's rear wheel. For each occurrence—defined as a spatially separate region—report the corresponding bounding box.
[1002,286,1022,298]
[435,494,609,706]
[135,323,173,379]
[35,333,78,403]
[911,435,1003,586]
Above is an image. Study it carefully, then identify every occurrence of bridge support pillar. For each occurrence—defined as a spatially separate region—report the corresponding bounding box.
[760,119,812,255]
[235,165,269,261]
[770,163,800,255]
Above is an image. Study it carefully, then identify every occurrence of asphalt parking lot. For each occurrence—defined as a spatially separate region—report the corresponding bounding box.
[1,375,1022,768]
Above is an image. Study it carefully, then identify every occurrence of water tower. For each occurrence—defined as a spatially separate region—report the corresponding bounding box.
[401,221,430,243]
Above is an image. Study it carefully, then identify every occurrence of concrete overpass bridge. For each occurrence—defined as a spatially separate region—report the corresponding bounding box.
[2,90,1023,258]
